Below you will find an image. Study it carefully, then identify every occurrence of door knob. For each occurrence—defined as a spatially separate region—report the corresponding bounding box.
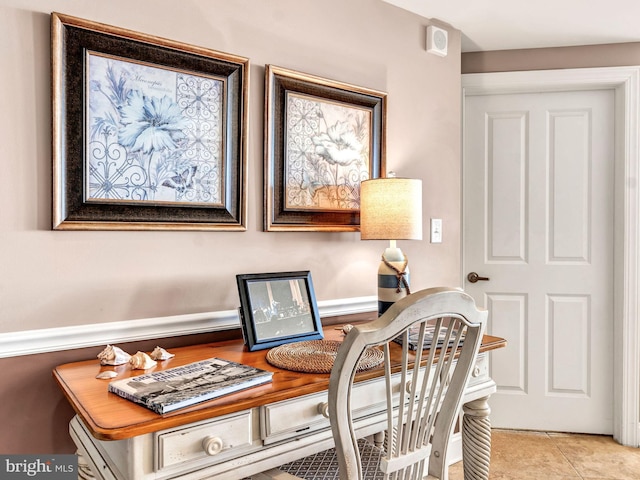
[467,272,490,283]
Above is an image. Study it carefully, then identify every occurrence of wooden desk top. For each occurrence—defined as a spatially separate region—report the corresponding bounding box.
[53,326,506,441]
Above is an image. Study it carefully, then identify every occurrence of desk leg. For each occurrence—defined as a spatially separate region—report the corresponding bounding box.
[373,431,385,448]
[77,450,96,480]
[461,396,492,480]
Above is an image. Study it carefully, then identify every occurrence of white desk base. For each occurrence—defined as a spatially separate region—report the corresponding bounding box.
[69,353,495,480]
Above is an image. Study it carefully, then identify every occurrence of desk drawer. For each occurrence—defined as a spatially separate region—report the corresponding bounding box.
[261,378,387,445]
[155,411,254,471]
[468,353,489,387]
[261,355,489,446]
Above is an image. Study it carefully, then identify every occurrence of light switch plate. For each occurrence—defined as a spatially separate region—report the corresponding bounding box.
[431,218,443,243]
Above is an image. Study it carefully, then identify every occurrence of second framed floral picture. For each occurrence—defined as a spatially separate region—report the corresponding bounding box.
[264,65,386,231]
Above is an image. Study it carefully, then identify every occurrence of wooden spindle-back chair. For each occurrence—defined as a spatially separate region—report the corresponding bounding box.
[261,287,487,480]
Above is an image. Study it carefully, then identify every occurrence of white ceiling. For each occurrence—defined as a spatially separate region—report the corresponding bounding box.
[384,0,640,52]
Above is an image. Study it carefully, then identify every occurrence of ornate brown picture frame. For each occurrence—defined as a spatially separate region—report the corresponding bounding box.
[52,13,248,230]
[264,65,386,232]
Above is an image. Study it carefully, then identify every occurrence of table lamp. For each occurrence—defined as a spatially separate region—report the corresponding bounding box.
[360,175,423,316]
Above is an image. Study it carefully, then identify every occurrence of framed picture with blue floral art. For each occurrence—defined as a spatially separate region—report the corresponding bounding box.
[51,13,248,230]
[264,65,386,231]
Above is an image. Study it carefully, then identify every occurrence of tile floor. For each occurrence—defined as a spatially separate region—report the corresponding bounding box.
[448,429,640,480]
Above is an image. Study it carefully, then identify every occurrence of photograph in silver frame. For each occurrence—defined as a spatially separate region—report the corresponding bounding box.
[236,271,323,351]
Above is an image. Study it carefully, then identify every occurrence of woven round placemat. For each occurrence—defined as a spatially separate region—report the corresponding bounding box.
[266,340,384,373]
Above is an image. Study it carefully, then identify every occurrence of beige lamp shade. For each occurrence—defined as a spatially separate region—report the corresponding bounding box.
[360,177,423,240]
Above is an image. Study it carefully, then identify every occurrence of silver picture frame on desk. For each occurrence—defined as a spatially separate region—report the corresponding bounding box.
[236,271,323,351]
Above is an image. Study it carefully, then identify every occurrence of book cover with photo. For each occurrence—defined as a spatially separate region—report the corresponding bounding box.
[108,358,273,414]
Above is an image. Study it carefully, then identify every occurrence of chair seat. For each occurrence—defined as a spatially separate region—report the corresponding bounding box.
[278,438,385,480]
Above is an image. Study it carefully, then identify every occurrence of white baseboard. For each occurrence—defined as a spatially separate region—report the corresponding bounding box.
[448,432,463,465]
[0,296,377,358]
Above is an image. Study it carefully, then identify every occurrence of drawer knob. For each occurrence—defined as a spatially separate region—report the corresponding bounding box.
[317,402,329,418]
[473,365,481,377]
[202,436,224,456]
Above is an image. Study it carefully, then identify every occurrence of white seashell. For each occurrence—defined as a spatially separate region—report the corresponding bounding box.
[129,351,157,370]
[97,345,131,366]
[150,346,175,361]
[342,324,354,335]
[95,370,118,379]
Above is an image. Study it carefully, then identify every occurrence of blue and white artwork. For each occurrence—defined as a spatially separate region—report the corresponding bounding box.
[86,53,224,205]
[285,93,372,211]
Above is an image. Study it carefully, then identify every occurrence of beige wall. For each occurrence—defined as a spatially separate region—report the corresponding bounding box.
[462,41,640,73]
[0,0,462,336]
[0,0,462,453]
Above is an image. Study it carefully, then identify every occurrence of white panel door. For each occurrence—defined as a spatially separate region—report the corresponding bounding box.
[463,89,614,433]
